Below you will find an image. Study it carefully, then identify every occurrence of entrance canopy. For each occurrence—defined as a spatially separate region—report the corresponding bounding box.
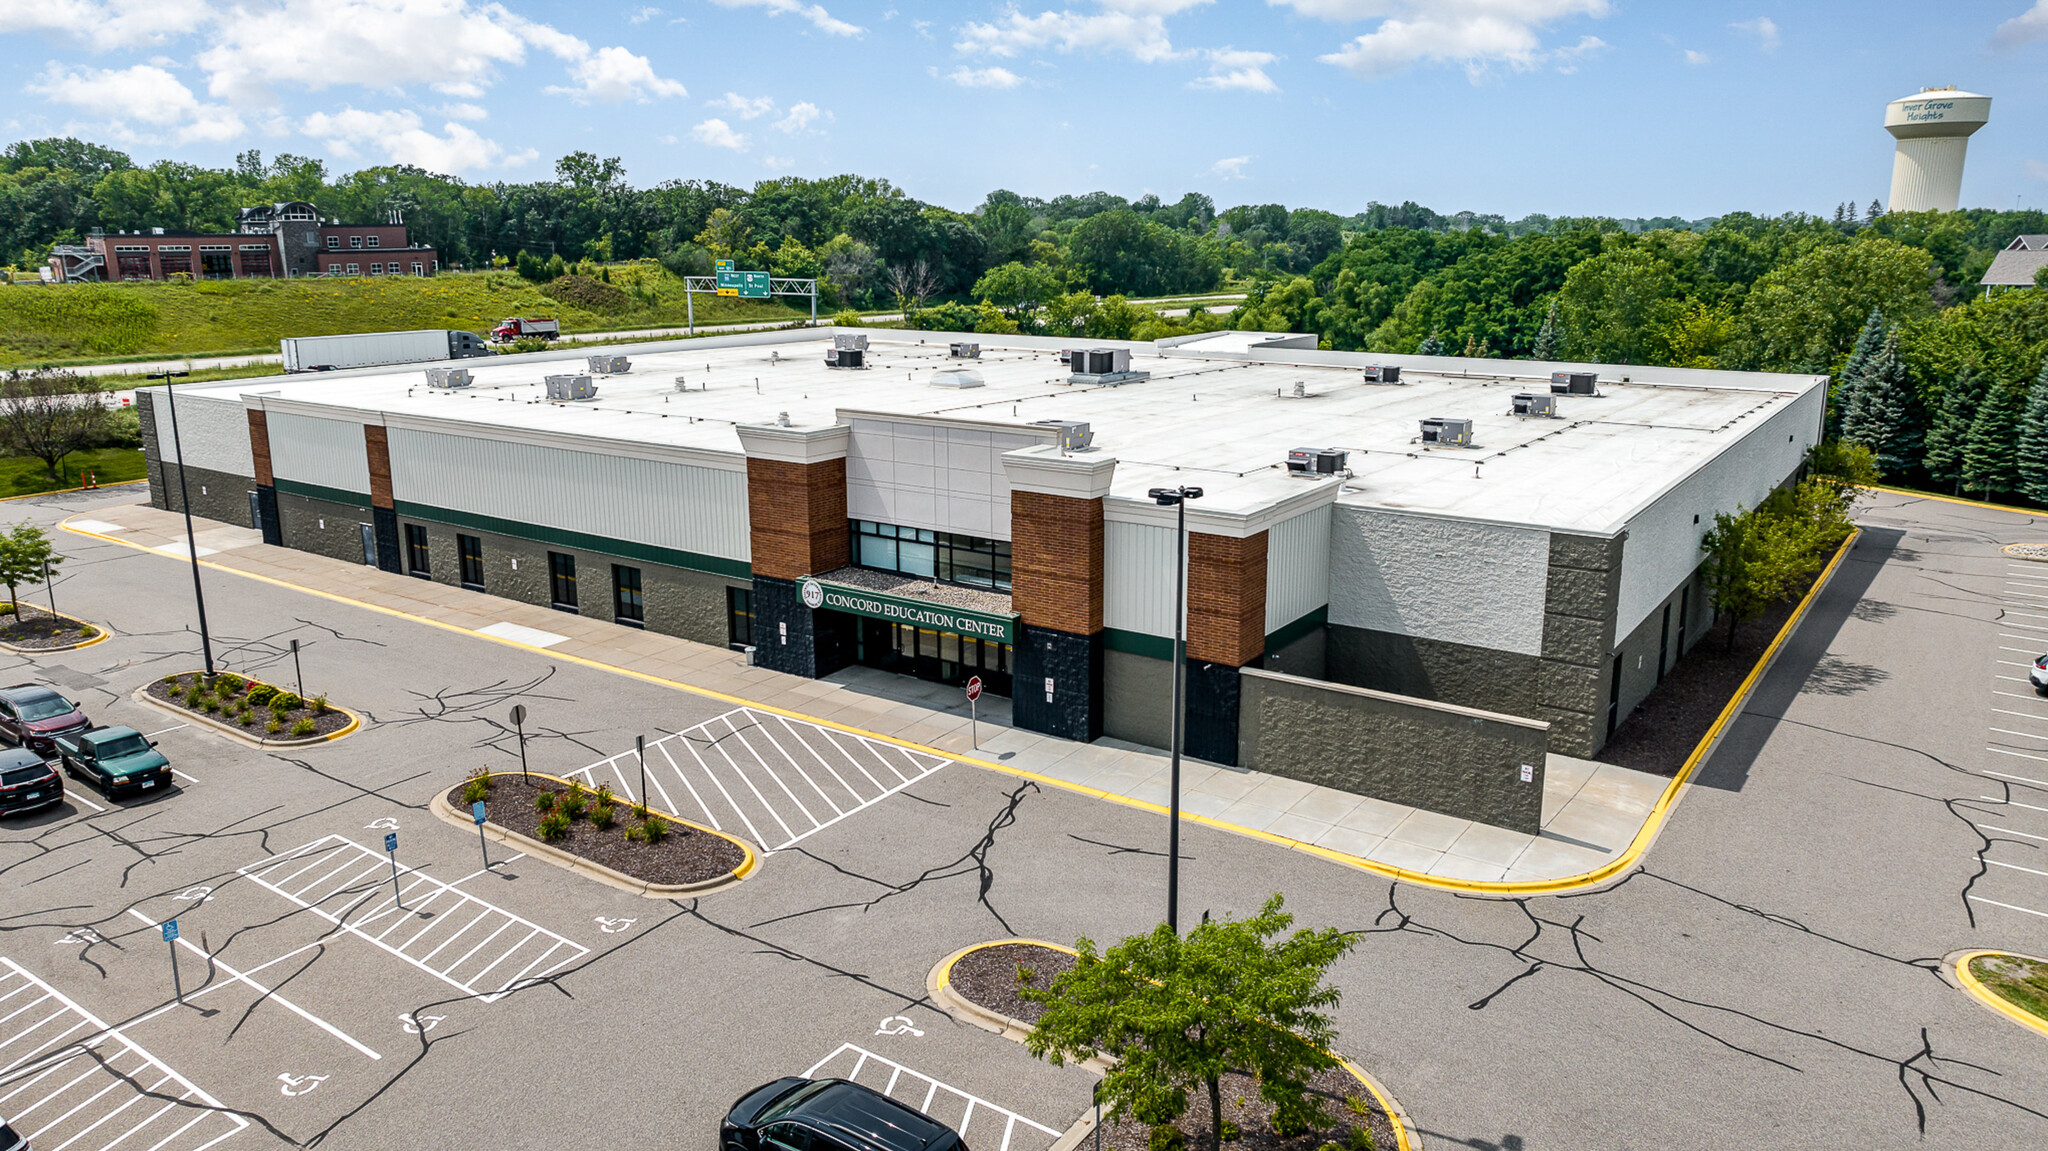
[801,572,1017,645]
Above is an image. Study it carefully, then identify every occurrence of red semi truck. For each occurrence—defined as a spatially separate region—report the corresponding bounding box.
[491,316,561,342]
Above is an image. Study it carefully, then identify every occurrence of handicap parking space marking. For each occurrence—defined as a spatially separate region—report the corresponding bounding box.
[593,917,636,934]
[364,818,399,830]
[276,1073,326,1097]
[875,1016,923,1037]
[237,835,589,1002]
[570,707,952,853]
[0,958,248,1151]
[804,1043,1061,1151]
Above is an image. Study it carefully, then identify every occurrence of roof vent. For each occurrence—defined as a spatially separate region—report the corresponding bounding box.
[949,342,980,359]
[776,411,792,427]
[1287,447,1347,477]
[1420,417,1474,448]
[544,374,598,401]
[1511,393,1557,418]
[833,333,868,352]
[424,367,472,389]
[1362,365,1402,384]
[1032,420,1093,451]
[930,368,984,389]
[1550,371,1597,395]
[587,354,630,375]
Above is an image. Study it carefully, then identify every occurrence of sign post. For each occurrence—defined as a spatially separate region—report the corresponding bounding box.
[636,734,647,814]
[290,638,304,700]
[472,800,489,870]
[965,676,983,749]
[384,832,402,908]
[163,920,182,1003]
[509,704,529,782]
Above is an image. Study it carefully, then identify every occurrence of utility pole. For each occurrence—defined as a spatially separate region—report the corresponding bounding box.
[1147,483,1203,933]
[150,371,214,678]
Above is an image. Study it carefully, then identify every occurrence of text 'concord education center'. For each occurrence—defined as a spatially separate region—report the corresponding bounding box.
[137,329,1825,834]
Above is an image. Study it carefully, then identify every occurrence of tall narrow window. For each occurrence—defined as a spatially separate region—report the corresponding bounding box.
[457,534,484,590]
[727,586,753,649]
[613,565,644,628]
[404,524,430,578]
[549,552,578,611]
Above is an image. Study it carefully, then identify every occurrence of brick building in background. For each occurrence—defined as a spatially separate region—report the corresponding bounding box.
[45,200,438,283]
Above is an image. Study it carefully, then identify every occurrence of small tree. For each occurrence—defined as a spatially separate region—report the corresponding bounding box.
[0,522,61,620]
[1829,308,1887,440]
[1531,298,1562,360]
[1701,506,1798,650]
[2015,358,2048,507]
[1024,896,1354,1151]
[1924,365,1988,494]
[1838,329,1922,477]
[0,370,115,482]
[1961,381,2024,499]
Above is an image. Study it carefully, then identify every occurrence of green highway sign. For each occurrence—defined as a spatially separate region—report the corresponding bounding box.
[715,269,771,298]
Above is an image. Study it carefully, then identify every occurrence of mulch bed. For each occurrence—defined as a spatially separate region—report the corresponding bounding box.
[1595,567,1822,778]
[0,603,98,650]
[144,673,353,739]
[951,944,1398,1151]
[452,775,746,886]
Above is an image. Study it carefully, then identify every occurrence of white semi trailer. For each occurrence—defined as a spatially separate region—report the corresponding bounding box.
[280,329,492,372]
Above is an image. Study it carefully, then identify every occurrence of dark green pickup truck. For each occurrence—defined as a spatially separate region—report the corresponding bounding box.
[55,726,172,797]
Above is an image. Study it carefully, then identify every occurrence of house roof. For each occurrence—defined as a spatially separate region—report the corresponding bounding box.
[1982,247,2048,287]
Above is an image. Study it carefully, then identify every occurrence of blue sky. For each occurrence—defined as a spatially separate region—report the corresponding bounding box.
[5,0,2048,219]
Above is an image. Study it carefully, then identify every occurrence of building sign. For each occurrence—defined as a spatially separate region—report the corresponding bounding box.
[802,578,1016,645]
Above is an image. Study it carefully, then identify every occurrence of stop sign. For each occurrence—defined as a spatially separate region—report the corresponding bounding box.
[965,676,983,702]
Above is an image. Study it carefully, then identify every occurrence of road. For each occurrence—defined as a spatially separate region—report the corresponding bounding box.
[4,485,2036,1149]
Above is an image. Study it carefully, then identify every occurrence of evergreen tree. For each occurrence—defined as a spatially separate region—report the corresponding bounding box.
[1961,381,2024,498]
[2016,358,2048,506]
[1867,199,1883,223]
[1839,330,1922,477]
[1418,331,1444,356]
[1532,299,1561,360]
[1829,308,1888,441]
[1925,365,1988,493]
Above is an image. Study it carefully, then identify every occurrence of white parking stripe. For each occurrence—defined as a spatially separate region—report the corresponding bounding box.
[1979,825,2048,842]
[1969,895,2048,919]
[803,1043,1061,1151]
[1981,795,2048,813]
[1987,859,2048,878]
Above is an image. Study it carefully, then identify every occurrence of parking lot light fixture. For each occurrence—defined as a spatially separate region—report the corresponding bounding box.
[1147,483,1203,933]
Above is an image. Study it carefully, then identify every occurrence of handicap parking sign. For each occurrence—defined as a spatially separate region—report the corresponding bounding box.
[385,832,398,852]
[161,920,178,943]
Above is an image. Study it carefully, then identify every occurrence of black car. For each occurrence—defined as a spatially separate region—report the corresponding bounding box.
[0,684,90,755]
[723,1079,967,1151]
[0,747,61,817]
[0,1110,24,1151]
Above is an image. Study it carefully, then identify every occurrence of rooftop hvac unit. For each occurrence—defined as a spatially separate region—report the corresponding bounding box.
[1420,417,1474,447]
[1074,348,1128,376]
[824,348,865,369]
[1511,392,1557,418]
[1287,447,1348,476]
[1059,350,1074,365]
[1550,371,1597,395]
[423,367,472,389]
[949,342,981,359]
[1362,365,1402,384]
[833,333,869,352]
[1031,419,1093,451]
[587,354,630,375]
[544,373,598,401]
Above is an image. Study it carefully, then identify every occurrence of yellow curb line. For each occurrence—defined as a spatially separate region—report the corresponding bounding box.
[1870,485,2048,514]
[1954,950,2048,1039]
[0,478,147,503]
[59,510,1850,899]
[0,607,111,654]
[137,674,361,748]
[932,940,1417,1151]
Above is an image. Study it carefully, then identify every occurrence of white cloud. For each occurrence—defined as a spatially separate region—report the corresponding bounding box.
[1277,0,1610,80]
[690,117,748,149]
[1683,48,1709,65]
[27,62,244,142]
[629,5,661,22]
[195,0,552,104]
[1998,2,2048,46]
[1191,47,1278,92]
[764,154,794,170]
[938,65,1024,88]
[438,101,489,120]
[0,0,211,50]
[707,0,863,37]
[299,105,533,172]
[773,101,828,132]
[545,45,687,103]
[956,0,1213,64]
[1729,16,1780,50]
[1211,154,1250,179]
[709,92,778,118]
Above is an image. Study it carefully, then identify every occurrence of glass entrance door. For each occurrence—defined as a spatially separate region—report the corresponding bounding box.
[851,618,1011,696]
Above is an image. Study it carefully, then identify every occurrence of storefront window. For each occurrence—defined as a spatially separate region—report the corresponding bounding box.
[851,520,1010,591]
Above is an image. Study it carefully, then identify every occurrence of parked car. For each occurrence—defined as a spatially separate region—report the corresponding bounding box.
[54,727,171,798]
[0,684,90,755]
[722,1078,966,1151]
[0,1110,25,1151]
[2032,654,2048,693]
[0,747,60,818]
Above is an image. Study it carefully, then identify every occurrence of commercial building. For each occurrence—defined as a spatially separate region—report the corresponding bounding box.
[45,201,439,283]
[138,330,1825,832]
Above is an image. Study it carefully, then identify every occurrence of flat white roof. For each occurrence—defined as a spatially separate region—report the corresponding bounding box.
[173,331,1824,535]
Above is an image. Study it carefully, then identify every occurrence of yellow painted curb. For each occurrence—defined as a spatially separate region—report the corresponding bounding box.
[137,673,360,748]
[0,478,147,503]
[1954,950,2048,1040]
[60,510,1851,900]
[0,606,111,654]
[931,939,1417,1151]
[1870,485,2048,515]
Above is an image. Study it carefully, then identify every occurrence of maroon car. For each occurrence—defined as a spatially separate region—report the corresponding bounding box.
[0,684,91,755]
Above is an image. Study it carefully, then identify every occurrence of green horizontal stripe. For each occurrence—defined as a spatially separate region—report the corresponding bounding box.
[1265,606,1327,653]
[274,478,370,507]
[393,498,751,581]
[1105,628,1174,661]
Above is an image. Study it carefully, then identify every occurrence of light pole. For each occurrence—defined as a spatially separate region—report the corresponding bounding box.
[150,370,215,678]
[1148,483,1203,933]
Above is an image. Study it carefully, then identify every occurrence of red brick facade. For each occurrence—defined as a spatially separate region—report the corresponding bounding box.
[747,457,849,580]
[1187,531,1268,666]
[1010,490,1105,635]
[364,426,394,510]
[247,411,273,485]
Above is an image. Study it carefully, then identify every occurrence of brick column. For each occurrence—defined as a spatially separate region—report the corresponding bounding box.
[363,423,400,573]
[1003,446,1115,743]
[1182,530,1268,766]
[245,408,282,546]
[737,423,854,679]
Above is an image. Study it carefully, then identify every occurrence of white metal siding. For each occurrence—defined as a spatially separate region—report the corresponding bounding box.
[1105,520,1178,639]
[845,417,1045,540]
[151,392,253,476]
[266,412,371,494]
[387,428,750,562]
[1264,504,1331,634]
[1327,506,1550,656]
[1614,387,1823,639]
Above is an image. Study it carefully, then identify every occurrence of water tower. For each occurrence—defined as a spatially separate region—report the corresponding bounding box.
[1885,87,1991,212]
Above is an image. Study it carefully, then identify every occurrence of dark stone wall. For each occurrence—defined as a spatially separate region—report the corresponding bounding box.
[1184,660,1242,766]
[277,492,376,565]
[372,508,400,575]
[1326,626,1540,718]
[1535,531,1626,756]
[1013,624,1103,743]
[254,486,281,546]
[152,460,257,527]
[1104,647,1172,748]
[1238,668,1549,834]
[1262,623,1326,680]
[1610,569,1707,731]
[752,576,855,679]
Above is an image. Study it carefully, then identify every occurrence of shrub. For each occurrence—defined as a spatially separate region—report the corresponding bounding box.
[557,787,587,820]
[266,718,282,734]
[1220,1121,1240,1142]
[536,811,571,843]
[163,674,178,685]
[534,791,557,814]
[197,695,219,713]
[461,775,491,805]
[1148,1126,1186,1151]
[832,308,862,326]
[541,274,632,314]
[310,694,329,715]
[289,718,315,737]
[590,802,616,829]
[639,814,669,844]
[217,673,244,694]
[1016,964,1037,986]
[246,683,276,706]
[271,690,304,712]
[594,782,614,807]
[76,625,96,639]
[238,710,255,726]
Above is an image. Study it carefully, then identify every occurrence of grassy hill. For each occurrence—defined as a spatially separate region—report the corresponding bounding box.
[0,262,807,366]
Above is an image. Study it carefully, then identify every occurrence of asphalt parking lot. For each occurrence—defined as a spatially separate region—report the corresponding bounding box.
[6,485,2048,1151]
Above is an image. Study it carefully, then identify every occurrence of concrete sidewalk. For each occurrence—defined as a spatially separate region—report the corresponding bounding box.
[66,500,1673,890]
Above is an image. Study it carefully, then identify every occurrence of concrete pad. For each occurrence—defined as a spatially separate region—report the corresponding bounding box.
[1385,808,1473,851]
[1506,835,1612,878]
[1184,769,1261,802]
[1336,796,1414,837]
[1178,790,1240,819]
[1286,788,1365,825]
[1366,838,1445,873]
[68,519,126,533]
[1540,801,1644,854]
[1125,780,1170,807]
[1213,802,1289,832]
[477,621,569,649]
[1241,775,1318,809]
[1573,762,1670,815]
[1429,853,1509,883]
[1264,812,1335,845]
[1311,825,1386,859]
[1445,822,1538,868]
[1544,752,1600,797]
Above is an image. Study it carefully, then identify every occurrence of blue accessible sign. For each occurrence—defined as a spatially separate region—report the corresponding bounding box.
[471,800,487,825]
[161,920,179,942]
[384,832,398,852]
